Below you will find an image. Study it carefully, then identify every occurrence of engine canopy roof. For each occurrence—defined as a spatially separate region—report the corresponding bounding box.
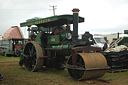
[20,15,84,28]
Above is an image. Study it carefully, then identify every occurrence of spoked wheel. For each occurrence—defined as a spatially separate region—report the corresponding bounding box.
[68,53,107,80]
[68,54,85,80]
[23,41,44,72]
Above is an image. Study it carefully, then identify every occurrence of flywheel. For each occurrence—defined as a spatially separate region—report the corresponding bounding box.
[23,41,44,72]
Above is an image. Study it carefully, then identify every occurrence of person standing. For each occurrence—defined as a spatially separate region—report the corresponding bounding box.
[103,40,109,51]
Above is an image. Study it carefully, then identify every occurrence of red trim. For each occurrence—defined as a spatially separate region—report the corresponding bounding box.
[39,56,48,58]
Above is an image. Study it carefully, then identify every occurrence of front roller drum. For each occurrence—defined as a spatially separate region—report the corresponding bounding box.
[68,53,107,80]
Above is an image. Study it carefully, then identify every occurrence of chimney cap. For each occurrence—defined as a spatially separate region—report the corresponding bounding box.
[72,8,80,13]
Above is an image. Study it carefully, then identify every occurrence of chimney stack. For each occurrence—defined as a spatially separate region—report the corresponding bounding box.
[72,8,80,40]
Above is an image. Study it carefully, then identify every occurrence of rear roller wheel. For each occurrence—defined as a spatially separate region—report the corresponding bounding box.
[68,53,107,80]
[23,41,44,72]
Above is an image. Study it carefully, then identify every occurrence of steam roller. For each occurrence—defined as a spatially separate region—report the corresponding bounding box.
[19,8,108,81]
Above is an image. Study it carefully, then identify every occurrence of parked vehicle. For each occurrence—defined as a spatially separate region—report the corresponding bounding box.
[0,38,25,56]
[92,36,106,49]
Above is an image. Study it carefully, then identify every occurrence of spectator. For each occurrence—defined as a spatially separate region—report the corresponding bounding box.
[103,40,109,51]
[15,42,22,50]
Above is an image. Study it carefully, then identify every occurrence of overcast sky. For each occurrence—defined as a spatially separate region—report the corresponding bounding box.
[0,0,128,37]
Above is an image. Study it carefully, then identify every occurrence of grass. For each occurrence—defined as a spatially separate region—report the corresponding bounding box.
[0,55,19,61]
[0,55,128,85]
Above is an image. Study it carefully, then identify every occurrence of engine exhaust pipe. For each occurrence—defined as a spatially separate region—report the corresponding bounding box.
[72,8,80,40]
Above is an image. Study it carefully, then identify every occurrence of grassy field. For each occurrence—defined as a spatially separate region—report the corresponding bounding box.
[0,55,128,85]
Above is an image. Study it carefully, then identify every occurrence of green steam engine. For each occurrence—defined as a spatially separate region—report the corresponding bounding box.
[19,8,108,80]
